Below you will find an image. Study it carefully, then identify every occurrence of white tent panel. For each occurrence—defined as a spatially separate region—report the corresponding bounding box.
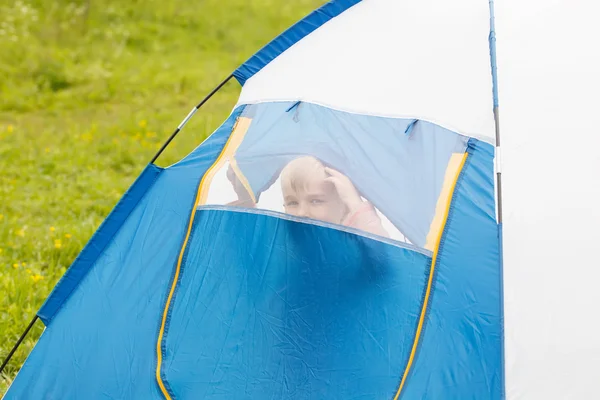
[498,1,600,398]
[237,0,496,142]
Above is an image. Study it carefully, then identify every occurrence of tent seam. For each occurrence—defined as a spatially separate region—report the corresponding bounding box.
[233,0,362,85]
[234,99,492,145]
[155,116,244,400]
[393,151,470,399]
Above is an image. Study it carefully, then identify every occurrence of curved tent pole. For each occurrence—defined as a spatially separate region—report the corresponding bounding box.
[0,74,234,378]
[0,316,38,375]
[150,73,234,164]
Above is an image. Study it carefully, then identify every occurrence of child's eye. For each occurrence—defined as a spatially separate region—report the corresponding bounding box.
[310,199,325,204]
[286,201,299,207]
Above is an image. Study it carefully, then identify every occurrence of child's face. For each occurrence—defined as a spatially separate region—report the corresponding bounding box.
[281,161,347,224]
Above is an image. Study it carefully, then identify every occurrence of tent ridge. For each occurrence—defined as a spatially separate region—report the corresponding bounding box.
[233,0,362,85]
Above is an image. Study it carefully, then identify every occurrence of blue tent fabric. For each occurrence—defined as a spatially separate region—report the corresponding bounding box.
[35,105,246,328]
[4,109,245,399]
[160,208,432,399]
[4,168,193,399]
[4,99,502,399]
[38,163,163,325]
[233,0,362,85]
[400,140,502,398]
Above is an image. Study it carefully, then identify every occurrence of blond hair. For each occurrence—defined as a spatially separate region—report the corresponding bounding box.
[280,156,328,194]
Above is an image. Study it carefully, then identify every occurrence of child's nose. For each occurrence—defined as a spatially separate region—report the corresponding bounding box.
[296,204,309,218]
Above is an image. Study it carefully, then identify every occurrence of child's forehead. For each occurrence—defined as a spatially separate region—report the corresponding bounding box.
[280,156,334,195]
[282,175,332,194]
[281,156,326,177]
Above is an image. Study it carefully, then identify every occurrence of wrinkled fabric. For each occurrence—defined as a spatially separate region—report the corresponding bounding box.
[161,208,431,399]
[6,109,501,400]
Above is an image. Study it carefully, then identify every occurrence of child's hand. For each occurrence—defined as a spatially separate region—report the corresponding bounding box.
[324,167,364,213]
[226,163,252,201]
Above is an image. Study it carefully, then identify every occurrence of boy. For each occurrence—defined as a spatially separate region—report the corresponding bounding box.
[280,156,389,238]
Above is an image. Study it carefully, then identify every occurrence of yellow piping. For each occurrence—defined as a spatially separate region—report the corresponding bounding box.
[424,153,466,251]
[393,151,468,400]
[155,116,249,399]
[197,116,253,205]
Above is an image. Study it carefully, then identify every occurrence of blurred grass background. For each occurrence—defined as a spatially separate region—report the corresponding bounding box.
[0,0,324,393]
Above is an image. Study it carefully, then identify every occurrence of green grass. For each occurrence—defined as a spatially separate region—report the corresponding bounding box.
[0,0,324,393]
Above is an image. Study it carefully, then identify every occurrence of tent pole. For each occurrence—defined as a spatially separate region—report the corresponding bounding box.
[494,107,503,223]
[0,315,38,375]
[488,1,505,399]
[488,0,503,223]
[150,74,234,164]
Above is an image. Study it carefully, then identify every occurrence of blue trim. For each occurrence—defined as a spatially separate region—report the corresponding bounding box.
[233,0,362,85]
[488,0,499,107]
[37,164,163,325]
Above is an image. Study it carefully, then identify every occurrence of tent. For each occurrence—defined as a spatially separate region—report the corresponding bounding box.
[3,0,599,398]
